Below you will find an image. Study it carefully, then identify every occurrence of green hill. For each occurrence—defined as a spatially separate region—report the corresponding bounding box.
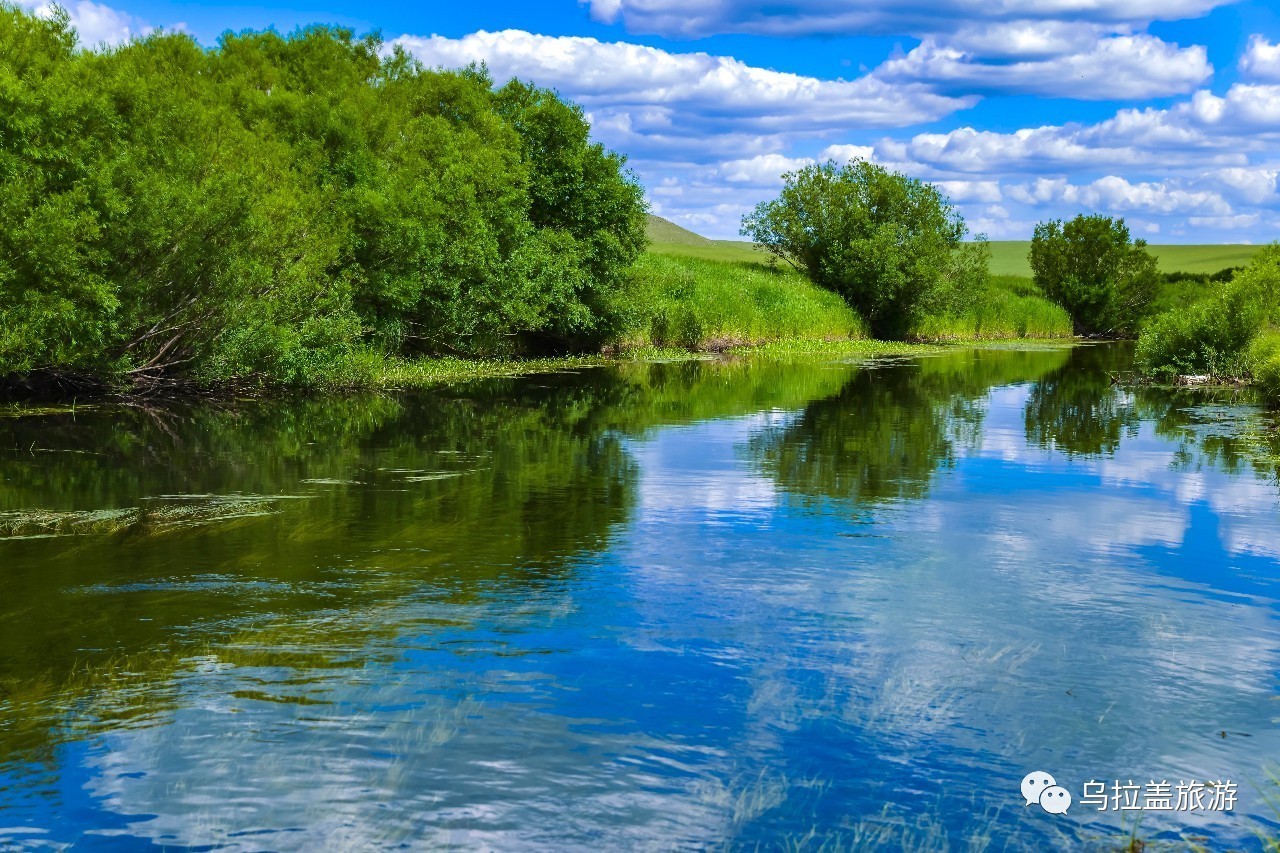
[647,218,1264,278]
[987,241,1264,277]
[645,215,714,246]
[646,216,761,264]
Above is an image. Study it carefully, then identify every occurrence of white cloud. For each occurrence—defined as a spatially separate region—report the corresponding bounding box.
[935,180,1004,203]
[1175,84,1280,130]
[875,33,1211,99]
[28,0,149,47]
[945,20,1105,60]
[1240,34,1280,82]
[879,81,1280,181]
[1007,175,1231,215]
[818,144,877,163]
[581,2,1226,102]
[391,29,974,137]
[1205,166,1279,205]
[1187,213,1261,228]
[579,0,1238,39]
[714,154,815,185]
[880,127,1153,174]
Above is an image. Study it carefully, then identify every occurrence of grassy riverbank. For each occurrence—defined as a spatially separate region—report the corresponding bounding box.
[635,217,1072,348]
[0,216,1076,398]
[305,339,952,390]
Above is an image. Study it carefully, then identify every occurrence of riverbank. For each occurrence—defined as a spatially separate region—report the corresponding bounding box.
[3,338,1082,404]
[638,223,1073,346]
[234,339,955,391]
[2,217,1079,401]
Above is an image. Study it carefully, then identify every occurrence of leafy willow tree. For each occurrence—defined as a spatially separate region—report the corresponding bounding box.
[740,159,984,339]
[1028,214,1158,337]
[0,6,647,388]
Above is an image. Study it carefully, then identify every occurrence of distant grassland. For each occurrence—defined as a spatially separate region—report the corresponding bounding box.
[987,241,1262,276]
[645,219,1264,277]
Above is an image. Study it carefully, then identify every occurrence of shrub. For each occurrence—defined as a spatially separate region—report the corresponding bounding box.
[741,159,979,339]
[1029,214,1158,336]
[1137,243,1280,380]
[1248,329,1280,402]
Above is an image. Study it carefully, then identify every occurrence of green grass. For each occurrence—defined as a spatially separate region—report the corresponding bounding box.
[986,241,1262,277]
[620,252,867,349]
[646,237,765,265]
[648,238,1262,278]
[909,274,1073,341]
[643,230,1072,345]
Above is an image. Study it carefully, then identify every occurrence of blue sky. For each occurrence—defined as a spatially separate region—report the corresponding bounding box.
[32,0,1280,243]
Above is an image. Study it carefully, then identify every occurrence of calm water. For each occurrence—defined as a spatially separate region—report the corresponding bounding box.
[3,345,1280,850]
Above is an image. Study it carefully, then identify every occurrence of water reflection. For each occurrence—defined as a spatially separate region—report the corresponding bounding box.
[1023,344,1143,456]
[2,346,1279,850]
[751,348,1070,505]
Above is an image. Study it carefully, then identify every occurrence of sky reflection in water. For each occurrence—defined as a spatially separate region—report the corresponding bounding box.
[1,345,1279,850]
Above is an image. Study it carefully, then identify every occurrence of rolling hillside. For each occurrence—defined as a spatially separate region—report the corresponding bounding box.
[648,217,1264,277]
[987,241,1264,277]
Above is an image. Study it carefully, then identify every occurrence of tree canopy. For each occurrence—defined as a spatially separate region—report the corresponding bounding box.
[1028,214,1157,337]
[0,5,647,387]
[740,159,982,339]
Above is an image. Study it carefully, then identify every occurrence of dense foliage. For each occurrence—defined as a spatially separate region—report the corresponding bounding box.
[1137,243,1280,400]
[740,159,984,339]
[0,6,647,387]
[1028,215,1158,336]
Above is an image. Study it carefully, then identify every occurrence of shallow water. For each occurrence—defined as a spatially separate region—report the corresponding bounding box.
[2,344,1280,850]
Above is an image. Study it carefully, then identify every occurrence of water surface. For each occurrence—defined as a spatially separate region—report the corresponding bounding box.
[2,345,1280,850]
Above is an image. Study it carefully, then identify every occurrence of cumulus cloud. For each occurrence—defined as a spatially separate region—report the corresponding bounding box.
[1188,213,1261,228]
[391,29,974,139]
[579,0,1237,39]
[875,32,1211,99]
[579,3,1225,102]
[27,0,149,46]
[818,144,877,163]
[935,180,1004,203]
[878,127,1150,175]
[714,154,814,185]
[1206,166,1280,205]
[1007,176,1231,215]
[944,20,1105,60]
[1240,35,1280,82]
[877,81,1280,181]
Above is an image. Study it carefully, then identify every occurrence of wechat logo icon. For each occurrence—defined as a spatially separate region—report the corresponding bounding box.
[1022,771,1072,815]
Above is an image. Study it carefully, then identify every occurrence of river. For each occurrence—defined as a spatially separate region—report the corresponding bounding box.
[2,344,1279,849]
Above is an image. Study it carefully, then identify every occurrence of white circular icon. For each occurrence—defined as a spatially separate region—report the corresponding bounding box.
[1040,785,1072,814]
[1021,771,1056,806]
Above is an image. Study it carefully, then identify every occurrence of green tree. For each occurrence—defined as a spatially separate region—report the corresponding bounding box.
[740,159,975,339]
[0,6,648,388]
[1029,214,1158,337]
[495,78,649,350]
